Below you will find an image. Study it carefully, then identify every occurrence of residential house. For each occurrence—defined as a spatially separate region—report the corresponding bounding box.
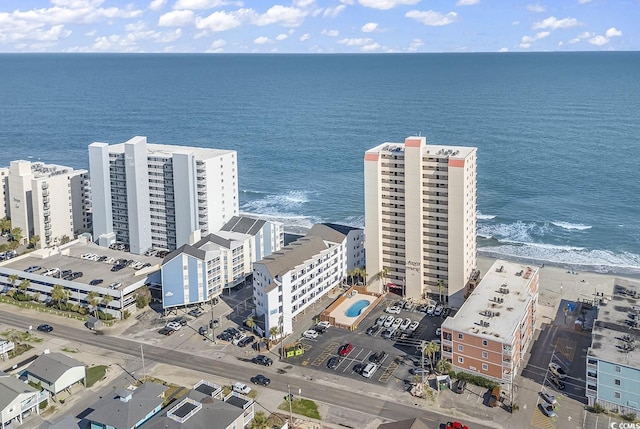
[25,352,86,400]
[0,371,48,429]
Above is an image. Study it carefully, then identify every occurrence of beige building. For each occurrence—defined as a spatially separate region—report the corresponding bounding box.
[0,161,90,248]
[364,136,477,307]
[441,260,539,389]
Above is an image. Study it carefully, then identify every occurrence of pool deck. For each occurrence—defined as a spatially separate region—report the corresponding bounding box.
[321,286,385,330]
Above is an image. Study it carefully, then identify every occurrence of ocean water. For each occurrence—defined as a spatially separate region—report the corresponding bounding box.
[0,52,638,275]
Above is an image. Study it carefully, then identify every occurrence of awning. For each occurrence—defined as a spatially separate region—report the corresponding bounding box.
[387,282,402,289]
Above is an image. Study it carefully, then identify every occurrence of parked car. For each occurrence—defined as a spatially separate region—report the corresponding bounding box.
[232,334,247,346]
[549,363,567,379]
[383,316,395,328]
[540,391,557,405]
[539,401,556,418]
[158,327,175,336]
[327,356,341,369]
[353,363,366,374]
[435,327,442,336]
[37,324,53,332]
[252,355,273,366]
[166,321,182,331]
[410,367,429,376]
[89,279,103,286]
[250,374,270,386]
[489,386,501,407]
[188,309,203,318]
[198,326,208,336]
[302,330,319,339]
[361,363,378,378]
[238,335,255,347]
[391,318,403,330]
[454,379,467,394]
[381,329,395,339]
[366,325,380,336]
[314,325,327,334]
[433,305,444,317]
[442,307,452,318]
[385,306,401,314]
[376,316,386,326]
[172,316,188,326]
[408,321,420,332]
[369,351,387,364]
[426,305,436,316]
[548,375,566,390]
[338,343,353,357]
[399,318,411,331]
[24,265,42,273]
[110,264,125,272]
[232,382,252,395]
[317,321,331,329]
[68,272,83,280]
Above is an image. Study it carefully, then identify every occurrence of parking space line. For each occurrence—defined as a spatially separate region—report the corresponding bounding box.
[311,342,339,366]
[530,407,557,429]
[555,337,577,362]
[378,359,399,383]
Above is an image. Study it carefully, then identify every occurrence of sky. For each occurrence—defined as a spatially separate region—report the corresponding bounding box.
[0,0,638,53]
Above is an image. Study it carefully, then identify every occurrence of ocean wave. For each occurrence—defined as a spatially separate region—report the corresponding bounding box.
[239,211,318,230]
[477,221,552,243]
[551,221,592,231]
[478,245,640,275]
[476,211,496,220]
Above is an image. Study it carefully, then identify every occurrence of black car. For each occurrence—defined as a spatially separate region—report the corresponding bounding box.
[327,356,341,369]
[314,325,327,334]
[442,307,452,318]
[250,374,270,386]
[370,351,387,364]
[454,379,467,394]
[158,327,175,336]
[37,324,53,332]
[238,335,255,347]
[366,325,380,336]
[188,309,203,318]
[353,363,366,374]
[548,375,565,390]
[60,269,72,278]
[24,265,42,273]
[217,332,233,341]
[111,264,125,272]
[252,355,273,366]
[198,326,208,336]
[89,279,103,285]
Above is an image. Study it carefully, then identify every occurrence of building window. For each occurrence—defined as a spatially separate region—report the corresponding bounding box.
[615,379,621,386]
[458,357,463,364]
[615,366,621,372]
[458,333,463,340]
[615,392,621,399]
[482,351,488,359]
[482,363,488,371]
[458,345,464,352]
[482,339,488,346]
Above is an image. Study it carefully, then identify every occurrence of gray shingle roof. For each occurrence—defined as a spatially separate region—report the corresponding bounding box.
[27,353,85,383]
[85,382,168,429]
[163,244,205,264]
[220,216,266,235]
[0,375,38,411]
[255,236,329,278]
[306,223,349,244]
[39,414,83,429]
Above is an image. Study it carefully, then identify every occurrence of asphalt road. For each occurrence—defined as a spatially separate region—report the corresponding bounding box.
[0,310,496,429]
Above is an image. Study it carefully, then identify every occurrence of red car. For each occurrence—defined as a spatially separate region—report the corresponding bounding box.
[338,343,353,357]
[446,422,469,429]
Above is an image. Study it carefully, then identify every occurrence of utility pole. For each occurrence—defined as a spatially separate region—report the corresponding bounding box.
[140,344,146,381]
[421,340,426,387]
[288,384,293,426]
[210,297,217,344]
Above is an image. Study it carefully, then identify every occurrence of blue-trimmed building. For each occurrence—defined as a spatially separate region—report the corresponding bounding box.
[586,278,640,414]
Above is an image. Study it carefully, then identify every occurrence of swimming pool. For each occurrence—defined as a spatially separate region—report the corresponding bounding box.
[345,299,371,317]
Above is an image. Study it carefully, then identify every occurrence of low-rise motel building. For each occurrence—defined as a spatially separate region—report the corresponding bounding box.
[441,259,539,390]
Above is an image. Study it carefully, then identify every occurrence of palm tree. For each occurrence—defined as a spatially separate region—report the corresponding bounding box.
[100,294,113,318]
[268,326,279,350]
[437,279,446,304]
[422,341,440,372]
[18,279,30,296]
[377,266,389,292]
[0,217,11,234]
[51,284,66,310]
[28,235,40,249]
[86,291,100,317]
[10,227,22,244]
[60,235,70,245]
[7,274,19,294]
[245,315,256,333]
[249,411,270,429]
[436,358,453,375]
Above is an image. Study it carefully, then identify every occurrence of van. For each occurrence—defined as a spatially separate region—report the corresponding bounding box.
[362,363,378,378]
[489,386,501,407]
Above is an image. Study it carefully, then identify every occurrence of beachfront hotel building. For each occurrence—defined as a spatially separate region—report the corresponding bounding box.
[441,260,539,389]
[88,136,238,255]
[364,136,477,308]
[160,216,283,311]
[585,278,640,414]
[253,225,350,337]
[0,161,90,248]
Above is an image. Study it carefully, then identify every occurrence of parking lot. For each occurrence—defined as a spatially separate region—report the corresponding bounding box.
[287,296,450,389]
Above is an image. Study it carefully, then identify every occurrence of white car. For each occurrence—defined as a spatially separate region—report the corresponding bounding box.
[232,382,252,395]
[408,321,420,332]
[433,305,444,317]
[426,305,436,316]
[376,316,386,326]
[383,316,395,328]
[302,330,318,339]
[385,306,401,315]
[549,362,567,379]
[391,318,403,330]
[233,334,247,345]
[400,318,412,331]
[435,327,441,336]
[317,321,331,329]
[166,321,182,331]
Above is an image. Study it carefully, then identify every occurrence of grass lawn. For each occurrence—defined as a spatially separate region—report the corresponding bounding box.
[86,365,108,387]
[278,398,321,420]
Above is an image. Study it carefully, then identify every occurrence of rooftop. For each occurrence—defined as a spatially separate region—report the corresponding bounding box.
[26,352,84,382]
[256,235,331,279]
[307,223,361,244]
[588,278,640,367]
[220,215,269,235]
[442,259,538,342]
[365,136,476,159]
[93,136,234,160]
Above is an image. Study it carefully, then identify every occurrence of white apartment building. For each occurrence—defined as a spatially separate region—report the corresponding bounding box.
[364,136,477,308]
[253,234,344,337]
[306,223,365,273]
[89,136,238,255]
[0,161,90,248]
[161,216,283,310]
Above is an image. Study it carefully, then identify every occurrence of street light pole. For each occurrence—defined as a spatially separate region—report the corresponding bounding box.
[210,297,216,344]
[287,384,302,426]
[421,340,426,387]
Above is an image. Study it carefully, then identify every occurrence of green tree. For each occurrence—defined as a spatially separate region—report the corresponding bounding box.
[18,279,30,295]
[7,274,19,293]
[28,235,40,249]
[50,284,66,310]
[0,217,11,234]
[436,358,453,375]
[268,326,279,350]
[86,291,100,317]
[100,294,113,317]
[60,235,70,245]
[376,266,389,292]
[10,227,22,244]
[249,411,270,429]
[422,341,440,372]
[245,315,256,333]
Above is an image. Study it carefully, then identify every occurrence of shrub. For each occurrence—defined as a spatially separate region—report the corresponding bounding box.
[590,403,606,414]
[123,310,131,320]
[454,371,498,389]
[39,400,48,410]
[621,413,636,422]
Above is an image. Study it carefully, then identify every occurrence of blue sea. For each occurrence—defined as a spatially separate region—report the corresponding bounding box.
[0,53,639,275]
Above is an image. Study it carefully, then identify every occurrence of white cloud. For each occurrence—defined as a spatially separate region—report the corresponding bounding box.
[532,16,580,30]
[299,33,310,41]
[569,32,591,44]
[605,27,622,37]
[173,0,225,10]
[85,29,96,36]
[51,0,104,7]
[321,29,339,37]
[340,0,355,4]
[323,5,346,17]
[337,37,373,46]
[293,0,315,7]
[519,42,531,49]
[407,38,423,52]
[405,10,458,26]
[358,0,420,11]
[149,0,167,11]
[361,42,381,51]
[275,33,289,40]
[535,31,550,39]
[254,5,307,27]
[158,10,194,27]
[526,3,546,12]
[206,38,226,52]
[195,9,248,32]
[578,0,591,3]
[254,36,270,44]
[589,35,608,46]
[520,30,549,46]
[499,47,508,52]
[361,22,378,33]
[456,0,479,6]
